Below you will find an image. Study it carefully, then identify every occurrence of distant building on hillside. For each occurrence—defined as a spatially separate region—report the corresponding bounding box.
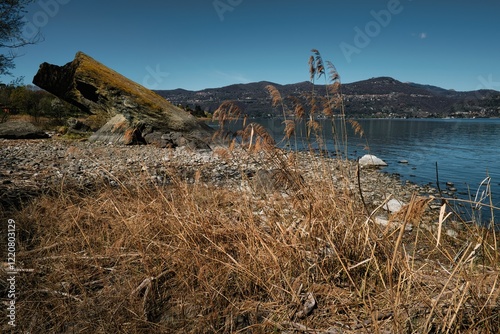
[1,104,16,114]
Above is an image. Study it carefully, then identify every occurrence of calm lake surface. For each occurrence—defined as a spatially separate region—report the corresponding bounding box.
[212,118,500,223]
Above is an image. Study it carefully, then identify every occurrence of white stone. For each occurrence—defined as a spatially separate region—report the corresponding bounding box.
[374,216,413,231]
[375,216,390,227]
[384,198,405,213]
[446,229,458,238]
[359,154,388,167]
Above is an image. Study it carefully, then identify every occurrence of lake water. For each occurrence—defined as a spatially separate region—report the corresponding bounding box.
[212,118,500,224]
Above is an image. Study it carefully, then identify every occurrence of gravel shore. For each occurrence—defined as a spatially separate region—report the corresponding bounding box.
[0,138,439,216]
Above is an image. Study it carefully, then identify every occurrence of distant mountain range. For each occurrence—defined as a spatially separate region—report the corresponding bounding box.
[155,77,500,118]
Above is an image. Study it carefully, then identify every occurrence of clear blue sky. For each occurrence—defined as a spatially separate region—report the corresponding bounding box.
[3,0,500,92]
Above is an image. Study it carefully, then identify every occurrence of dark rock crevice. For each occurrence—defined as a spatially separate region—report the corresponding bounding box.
[75,80,100,103]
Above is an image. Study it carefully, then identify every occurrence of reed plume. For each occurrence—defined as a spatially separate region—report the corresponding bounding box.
[265,84,288,120]
[265,84,282,108]
[349,119,364,138]
[212,100,243,144]
[213,100,242,121]
[306,119,321,139]
[311,49,325,79]
[308,55,316,82]
[288,96,305,120]
[243,122,275,150]
[283,119,295,140]
[304,92,318,117]
[321,96,334,117]
[326,60,340,83]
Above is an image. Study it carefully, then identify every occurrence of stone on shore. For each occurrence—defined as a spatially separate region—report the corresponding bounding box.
[88,114,138,144]
[67,117,91,133]
[375,215,413,231]
[33,51,213,147]
[384,198,405,213]
[359,154,388,167]
[0,121,49,139]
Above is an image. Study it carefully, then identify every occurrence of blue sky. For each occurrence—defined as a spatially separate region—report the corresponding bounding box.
[2,0,500,91]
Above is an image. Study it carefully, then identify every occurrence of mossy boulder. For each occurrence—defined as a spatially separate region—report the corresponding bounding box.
[33,52,213,146]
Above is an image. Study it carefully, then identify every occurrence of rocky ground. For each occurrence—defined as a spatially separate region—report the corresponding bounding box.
[0,138,441,221]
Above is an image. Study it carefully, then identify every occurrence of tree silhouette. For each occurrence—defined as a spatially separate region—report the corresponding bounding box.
[0,0,38,78]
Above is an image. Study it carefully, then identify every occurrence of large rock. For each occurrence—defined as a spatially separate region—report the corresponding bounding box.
[90,114,210,149]
[33,52,213,146]
[359,154,388,167]
[0,121,49,139]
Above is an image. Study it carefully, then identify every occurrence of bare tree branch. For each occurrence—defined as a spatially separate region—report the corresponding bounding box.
[0,0,40,77]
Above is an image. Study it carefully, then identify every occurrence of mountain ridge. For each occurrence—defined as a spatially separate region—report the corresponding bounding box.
[155,77,500,118]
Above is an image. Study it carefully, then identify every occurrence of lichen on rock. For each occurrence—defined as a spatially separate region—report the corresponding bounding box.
[33,51,213,147]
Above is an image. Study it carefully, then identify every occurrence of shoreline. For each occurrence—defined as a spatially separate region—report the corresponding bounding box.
[1,137,445,225]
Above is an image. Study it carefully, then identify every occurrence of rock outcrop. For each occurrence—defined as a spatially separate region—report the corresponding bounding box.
[33,52,213,147]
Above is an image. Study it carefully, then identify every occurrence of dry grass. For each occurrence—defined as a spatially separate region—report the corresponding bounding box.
[2,50,499,333]
[1,146,499,333]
